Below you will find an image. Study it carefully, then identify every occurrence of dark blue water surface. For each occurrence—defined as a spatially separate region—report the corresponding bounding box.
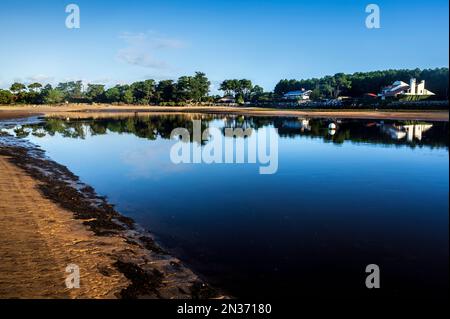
[15,114,449,298]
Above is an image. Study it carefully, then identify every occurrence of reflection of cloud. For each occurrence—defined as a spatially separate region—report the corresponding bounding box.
[117,31,186,70]
[121,142,190,179]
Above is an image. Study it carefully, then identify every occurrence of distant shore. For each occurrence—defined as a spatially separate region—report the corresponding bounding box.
[0,104,448,122]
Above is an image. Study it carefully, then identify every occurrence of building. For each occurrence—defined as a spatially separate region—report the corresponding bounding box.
[406,78,435,96]
[282,89,312,100]
[379,80,410,98]
[217,96,236,104]
[379,78,435,99]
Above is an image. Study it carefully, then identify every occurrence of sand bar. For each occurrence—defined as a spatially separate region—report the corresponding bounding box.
[0,104,448,121]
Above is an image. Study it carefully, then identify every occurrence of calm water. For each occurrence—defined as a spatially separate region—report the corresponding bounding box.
[11,114,449,298]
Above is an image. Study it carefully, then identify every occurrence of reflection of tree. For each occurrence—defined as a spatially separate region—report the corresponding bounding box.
[18,115,448,149]
[14,127,30,138]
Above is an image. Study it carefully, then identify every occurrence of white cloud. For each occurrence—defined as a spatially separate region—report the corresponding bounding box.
[119,31,186,49]
[117,31,186,70]
[26,74,54,84]
[117,48,169,69]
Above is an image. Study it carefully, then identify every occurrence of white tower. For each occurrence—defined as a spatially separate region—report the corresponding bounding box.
[409,78,416,95]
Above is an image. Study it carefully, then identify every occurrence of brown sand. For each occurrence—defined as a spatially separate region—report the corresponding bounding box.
[0,104,448,121]
[0,156,129,298]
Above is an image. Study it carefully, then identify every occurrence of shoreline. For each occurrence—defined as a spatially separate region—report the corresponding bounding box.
[0,104,448,122]
[0,124,225,299]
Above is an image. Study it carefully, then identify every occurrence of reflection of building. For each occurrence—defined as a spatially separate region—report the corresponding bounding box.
[282,90,312,100]
[380,123,433,141]
[402,124,433,141]
[282,118,311,131]
[379,78,435,99]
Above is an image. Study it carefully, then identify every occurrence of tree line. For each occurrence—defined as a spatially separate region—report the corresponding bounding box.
[0,72,213,106]
[0,67,448,105]
[274,68,449,100]
[0,74,272,105]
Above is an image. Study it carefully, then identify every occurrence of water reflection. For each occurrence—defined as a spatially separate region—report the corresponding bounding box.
[9,114,449,149]
[4,113,448,298]
[380,123,434,141]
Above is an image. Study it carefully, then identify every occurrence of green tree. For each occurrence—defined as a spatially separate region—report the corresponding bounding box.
[56,81,83,101]
[250,85,264,102]
[41,86,64,104]
[332,73,351,98]
[309,88,323,101]
[105,86,121,103]
[219,80,235,96]
[10,82,26,94]
[220,79,252,101]
[86,84,105,102]
[156,80,176,102]
[238,79,253,101]
[176,76,193,102]
[130,80,155,104]
[190,72,210,102]
[28,82,43,92]
[120,85,134,104]
[0,89,14,104]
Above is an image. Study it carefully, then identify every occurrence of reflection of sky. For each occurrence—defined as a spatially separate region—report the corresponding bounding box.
[27,131,192,181]
[26,127,449,213]
[24,121,449,298]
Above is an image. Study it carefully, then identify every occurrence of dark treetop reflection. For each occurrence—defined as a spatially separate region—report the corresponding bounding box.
[15,114,450,149]
[10,114,449,298]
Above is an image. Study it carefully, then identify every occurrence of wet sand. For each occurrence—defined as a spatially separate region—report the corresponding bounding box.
[0,104,448,121]
[0,156,129,298]
[0,110,40,120]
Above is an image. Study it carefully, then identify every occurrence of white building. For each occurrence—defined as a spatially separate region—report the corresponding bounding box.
[405,78,435,96]
[379,78,435,99]
[282,90,312,100]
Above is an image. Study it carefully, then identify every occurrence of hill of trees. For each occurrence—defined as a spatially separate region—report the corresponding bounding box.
[274,68,449,100]
[0,68,448,106]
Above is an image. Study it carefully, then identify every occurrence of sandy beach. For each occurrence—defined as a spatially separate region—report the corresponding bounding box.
[0,155,129,298]
[0,104,448,121]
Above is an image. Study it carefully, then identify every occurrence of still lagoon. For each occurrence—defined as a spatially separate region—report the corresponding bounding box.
[11,114,449,298]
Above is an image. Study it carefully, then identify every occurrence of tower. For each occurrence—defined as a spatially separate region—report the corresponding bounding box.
[409,78,416,95]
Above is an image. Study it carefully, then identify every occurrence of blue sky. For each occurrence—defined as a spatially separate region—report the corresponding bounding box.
[0,0,448,93]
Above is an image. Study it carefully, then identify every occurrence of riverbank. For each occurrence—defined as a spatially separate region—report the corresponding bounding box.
[0,104,448,121]
[0,125,224,299]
